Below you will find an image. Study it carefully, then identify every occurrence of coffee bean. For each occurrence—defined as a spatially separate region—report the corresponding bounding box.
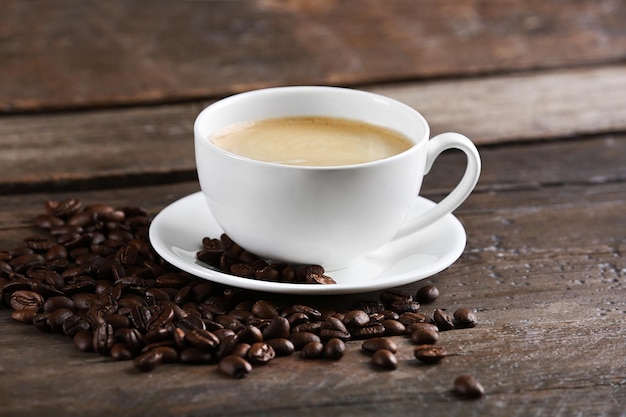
[342,310,370,328]
[414,344,447,364]
[371,349,398,370]
[398,312,430,326]
[62,314,91,336]
[324,338,345,360]
[303,273,337,285]
[93,323,115,355]
[247,342,275,364]
[45,198,82,218]
[133,349,163,372]
[381,319,406,336]
[350,322,385,340]
[266,338,295,357]
[415,285,440,304]
[110,343,134,361]
[186,329,220,350]
[237,325,264,345]
[361,337,398,354]
[300,341,325,359]
[284,304,322,321]
[180,347,215,364]
[406,322,439,335]
[453,308,477,328]
[251,300,279,319]
[411,327,439,345]
[433,309,455,331]
[73,330,95,352]
[43,295,74,313]
[218,355,252,378]
[146,305,174,331]
[453,375,484,399]
[230,343,251,358]
[47,308,74,333]
[289,332,321,350]
[262,316,290,340]
[10,290,44,311]
[11,309,37,324]
[380,290,413,305]
[152,346,179,363]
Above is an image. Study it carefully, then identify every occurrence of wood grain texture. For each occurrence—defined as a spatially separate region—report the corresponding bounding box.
[2,0,626,111]
[2,65,626,192]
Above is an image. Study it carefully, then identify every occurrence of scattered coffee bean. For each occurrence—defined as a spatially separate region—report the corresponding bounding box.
[301,341,325,359]
[361,337,398,354]
[410,327,439,345]
[433,309,455,331]
[453,308,477,328]
[218,355,252,379]
[453,375,484,399]
[414,344,447,364]
[415,285,439,304]
[371,349,398,370]
[324,338,345,360]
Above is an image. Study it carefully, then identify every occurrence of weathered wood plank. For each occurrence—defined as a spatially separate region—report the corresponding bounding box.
[2,65,626,192]
[0,178,625,417]
[2,0,626,111]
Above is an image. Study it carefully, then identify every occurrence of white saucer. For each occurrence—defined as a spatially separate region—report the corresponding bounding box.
[149,192,466,295]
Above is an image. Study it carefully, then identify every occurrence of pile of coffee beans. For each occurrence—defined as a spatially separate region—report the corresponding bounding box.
[0,198,483,398]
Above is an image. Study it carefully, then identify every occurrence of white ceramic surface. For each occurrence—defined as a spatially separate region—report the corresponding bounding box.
[194,86,480,270]
[149,192,467,295]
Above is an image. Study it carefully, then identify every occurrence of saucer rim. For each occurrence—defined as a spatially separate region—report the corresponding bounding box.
[149,192,466,295]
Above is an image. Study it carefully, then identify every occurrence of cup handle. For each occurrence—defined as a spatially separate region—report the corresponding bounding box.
[394,132,481,239]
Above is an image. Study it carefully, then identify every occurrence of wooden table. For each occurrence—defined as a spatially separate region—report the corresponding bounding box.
[2,1,626,416]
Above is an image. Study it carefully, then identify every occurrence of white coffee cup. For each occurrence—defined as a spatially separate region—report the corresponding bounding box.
[194,86,480,270]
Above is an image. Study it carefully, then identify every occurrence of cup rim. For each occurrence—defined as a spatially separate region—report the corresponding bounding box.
[194,86,430,170]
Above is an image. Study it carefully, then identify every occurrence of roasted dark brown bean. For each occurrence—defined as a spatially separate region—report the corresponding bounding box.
[93,323,115,355]
[251,300,279,319]
[411,327,440,345]
[11,309,37,324]
[414,344,447,364]
[218,355,252,379]
[361,337,398,354]
[453,375,485,399]
[350,322,385,340]
[433,309,455,331]
[289,332,321,350]
[110,343,134,361]
[453,308,478,328]
[73,330,95,352]
[381,319,406,336]
[300,341,325,359]
[247,342,275,364]
[186,329,220,350]
[342,310,370,328]
[324,338,345,360]
[133,349,163,372]
[262,316,290,340]
[180,347,215,364]
[415,285,440,304]
[10,290,44,311]
[266,338,295,357]
[371,349,398,370]
[47,308,74,332]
